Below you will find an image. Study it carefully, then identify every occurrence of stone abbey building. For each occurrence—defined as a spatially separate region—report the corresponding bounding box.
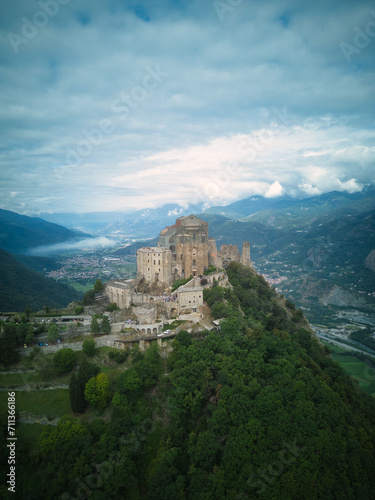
[136,214,251,285]
[105,214,251,320]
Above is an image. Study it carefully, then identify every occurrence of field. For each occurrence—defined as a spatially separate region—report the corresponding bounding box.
[0,346,130,423]
[0,389,70,419]
[322,342,375,397]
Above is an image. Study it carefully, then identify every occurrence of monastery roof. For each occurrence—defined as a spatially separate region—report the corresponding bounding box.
[177,286,204,293]
[176,215,208,226]
[137,246,170,253]
[107,280,133,289]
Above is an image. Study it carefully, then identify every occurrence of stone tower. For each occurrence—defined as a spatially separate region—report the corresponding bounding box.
[240,241,251,267]
[136,246,172,285]
[159,215,209,280]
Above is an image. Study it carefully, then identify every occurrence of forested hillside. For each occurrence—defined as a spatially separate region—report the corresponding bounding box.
[0,209,87,254]
[1,263,375,499]
[0,249,80,311]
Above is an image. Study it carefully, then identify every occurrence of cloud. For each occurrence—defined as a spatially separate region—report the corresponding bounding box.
[265,181,284,198]
[106,120,375,207]
[28,237,117,256]
[0,0,374,214]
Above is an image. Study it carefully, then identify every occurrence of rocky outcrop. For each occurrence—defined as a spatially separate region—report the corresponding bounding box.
[365,249,375,272]
[320,286,367,308]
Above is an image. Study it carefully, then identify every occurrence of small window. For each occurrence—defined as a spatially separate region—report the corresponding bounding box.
[158,260,160,265]
[193,259,196,266]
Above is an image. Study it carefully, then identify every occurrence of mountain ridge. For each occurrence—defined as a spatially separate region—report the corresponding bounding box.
[0,208,89,254]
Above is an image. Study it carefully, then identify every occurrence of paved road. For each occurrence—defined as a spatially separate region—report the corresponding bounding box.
[20,333,123,356]
[316,333,375,359]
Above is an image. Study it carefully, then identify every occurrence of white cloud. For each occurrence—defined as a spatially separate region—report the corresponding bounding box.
[265,181,284,198]
[0,0,374,213]
[28,237,116,256]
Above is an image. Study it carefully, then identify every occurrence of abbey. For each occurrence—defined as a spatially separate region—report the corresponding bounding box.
[136,214,251,286]
[104,215,251,320]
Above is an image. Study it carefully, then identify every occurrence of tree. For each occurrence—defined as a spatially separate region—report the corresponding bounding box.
[39,416,88,464]
[84,373,111,410]
[54,348,76,373]
[83,289,96,305]
[0,332,19,366]
[69,373,86,414]
[175,330,192,347]
[24,307,32,321]
[74,305,84,315]
[101,315,111,335]
[90,316,100,334]
[82,338,96,357]
[78,359,100,389]
[94,279,104,294]
[25,332,34,344]
[107,302,118,312]
[47,323,59,343]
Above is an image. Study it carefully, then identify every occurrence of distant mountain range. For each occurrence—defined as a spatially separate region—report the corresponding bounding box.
[0,209,88,254]
[37,204,205,239]
[0,249,80,312]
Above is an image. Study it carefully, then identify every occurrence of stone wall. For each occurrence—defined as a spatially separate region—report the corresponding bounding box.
[133,305,157,324]
[218,244,241,268]
[105,280,133,309]
[177,285,204,312]
[137,246,172,285]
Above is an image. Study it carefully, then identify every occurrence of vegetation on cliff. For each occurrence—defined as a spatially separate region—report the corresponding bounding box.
[0,249,81,312]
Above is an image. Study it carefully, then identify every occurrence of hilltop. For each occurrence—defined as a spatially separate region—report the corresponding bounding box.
[2,262,374,499]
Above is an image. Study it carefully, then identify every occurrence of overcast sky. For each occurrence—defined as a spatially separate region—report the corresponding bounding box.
[1,0,374,214]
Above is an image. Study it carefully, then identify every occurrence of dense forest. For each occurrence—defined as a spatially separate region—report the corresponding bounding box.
[1,263,375,499]
[0,249,80,312]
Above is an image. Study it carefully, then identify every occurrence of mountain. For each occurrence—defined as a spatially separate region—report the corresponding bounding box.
[13,254,61,274]
[197,191,375,321]
[241,188,375,229]
[0,209,88,254]
[36,211,127,233]
[205,187,375,221]
[205,194,302,218]
[101,203,205,240]
[0,249,81,311]
[36,204,205,239]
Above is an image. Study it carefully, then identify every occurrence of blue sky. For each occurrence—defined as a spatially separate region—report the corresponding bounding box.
[0,0,374,214]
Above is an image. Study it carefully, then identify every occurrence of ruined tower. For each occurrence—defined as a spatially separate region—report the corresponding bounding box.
[240,241,251,267]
